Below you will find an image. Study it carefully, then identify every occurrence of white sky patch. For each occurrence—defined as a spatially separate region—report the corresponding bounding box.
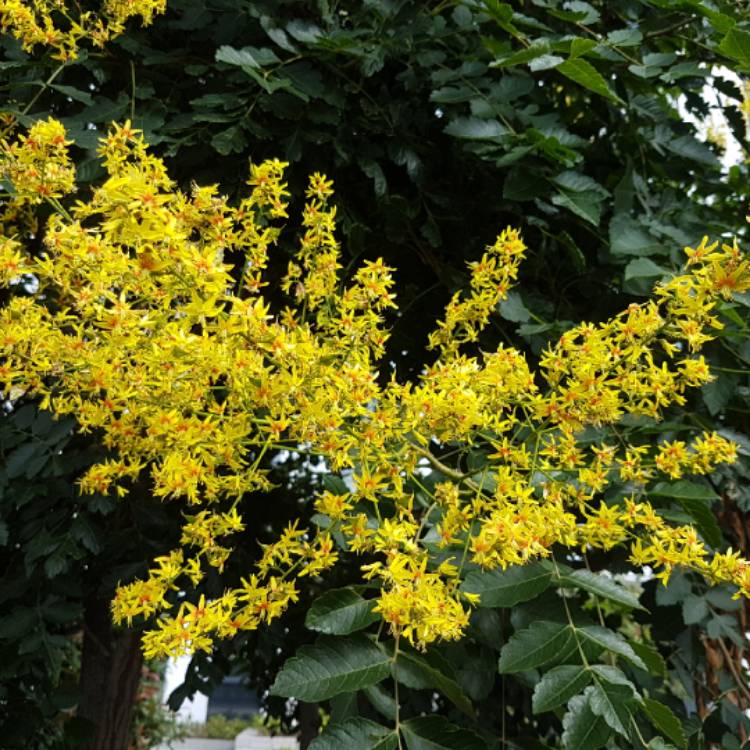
[678,65,746,170]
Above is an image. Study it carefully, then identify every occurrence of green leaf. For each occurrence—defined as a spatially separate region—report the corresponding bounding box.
[498,621,576,673]
[682,594,708,625]
[587,682,633,736]
[610,215,662,257]
[626,642,666,677]
[306,587,379,635]
[607,28,643,47]
[270,636,390,701]
[0,608,37,640]
[533,665,592,713]
[665,135,719,168]
[310,718,397,750]
[551,190,603,225]
[556,58,620,102]
[0,520,7,546]
[642,698,687,749]
[364,683,397,721]
[589,665,637,691]
[556,568,646,611]
[393,648,474,717]
[444,117,506,140]
[552,171,609,197]
[702,374,737,416]
[49,84,94,105]
[211,125,247,156]
[570,38,597,59]
[430,86,474,104]
[360,160,387,197]
[719,27,750,69]
[503,169,547,201]
[650,481,719,502]
[216,45,280,68]
[460,562,551,607]
[330,691,357,723]
[624,258,668,282]
[562,693,611,750]
[577,626,647,670]
[6,443,40,479]
[492,42,551,68]
[498,292,532,324]
[401,717,486,750]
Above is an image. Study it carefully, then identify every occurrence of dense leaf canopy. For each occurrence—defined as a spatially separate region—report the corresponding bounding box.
[2,2,750,750]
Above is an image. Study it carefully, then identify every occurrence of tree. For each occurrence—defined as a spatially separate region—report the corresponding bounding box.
[2,1,750,749]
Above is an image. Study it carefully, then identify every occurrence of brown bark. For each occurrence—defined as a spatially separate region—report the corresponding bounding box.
[298,701,320,750]
[77,594,144,750]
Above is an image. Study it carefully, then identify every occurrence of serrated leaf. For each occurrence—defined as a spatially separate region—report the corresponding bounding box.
[587,682,632,736]
[624,642,666,677]
[610,215,662,257]
[642,698,686,749]
[498,291,532,323]
[6,443,40,479]
[551,190,603,225]
[460,562,551,607]
[216,45,280,69]
[306,587,379,635]
[577,626,647,670]
[607,27,642,47]
[557,569,645,611]
[552,171,609,197]
[309,718,397,750]
[530,54,564,71]
[719,27,750,69]
[624,258,668,282]
[682,594,708,625]
[401,717,486,750]
[444,117,506,140]
[589,665,637,692]
[570,38,597,59]
[498,621,575,673]
[666,135,718,168]
[533,665,592,713]
[211,125,246,156]
[393,648,474,716]
[270,636,390,701]
[364,683,397,721]
[556,58,620,102]
[562,693,611,750]
[493,41,551,68]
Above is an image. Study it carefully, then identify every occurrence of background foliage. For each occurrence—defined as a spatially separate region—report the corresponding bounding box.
[2,0,750,748]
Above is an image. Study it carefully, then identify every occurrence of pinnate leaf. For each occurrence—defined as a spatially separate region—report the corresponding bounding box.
[271,635,390,701]
[401,717,486,750]
[498,621,576,673]
[309,718,398,750]
[460,562,551,607]
[533,665,591,713]
[305,587,379,635]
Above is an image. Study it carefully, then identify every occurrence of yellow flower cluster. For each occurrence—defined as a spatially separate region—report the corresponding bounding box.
[1,119,750,657]
[0,0,165,60]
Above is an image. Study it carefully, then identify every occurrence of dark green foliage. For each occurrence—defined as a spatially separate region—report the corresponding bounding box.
[3,1,750,748]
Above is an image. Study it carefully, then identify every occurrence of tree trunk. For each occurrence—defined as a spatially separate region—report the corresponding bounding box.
[298,701,320,750]
[78,594,144,750]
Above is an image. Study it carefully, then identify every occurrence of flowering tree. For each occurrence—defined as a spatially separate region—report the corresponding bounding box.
[2,115,750,748]
[3,2,750,749]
